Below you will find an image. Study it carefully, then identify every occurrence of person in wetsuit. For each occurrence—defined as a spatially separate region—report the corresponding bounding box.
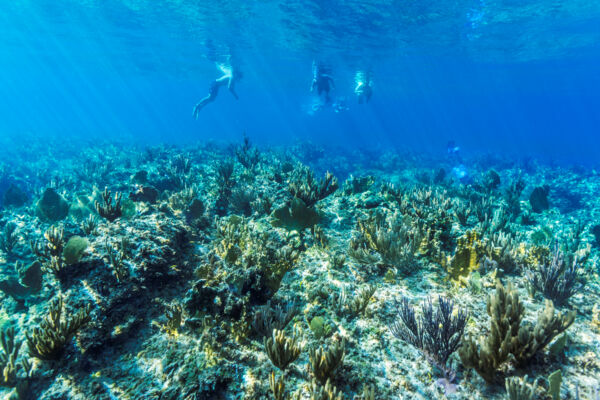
[311,62,335,104]
[355,71,373,104]
[193,64,242,117]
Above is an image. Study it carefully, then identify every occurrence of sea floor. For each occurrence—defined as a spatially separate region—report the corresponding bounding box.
[0,138,599,400]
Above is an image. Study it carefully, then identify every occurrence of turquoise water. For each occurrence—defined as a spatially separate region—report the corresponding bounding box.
[1,1,599,159]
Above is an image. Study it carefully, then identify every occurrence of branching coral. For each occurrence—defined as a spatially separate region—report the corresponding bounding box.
[459,281,523,383]
[262,245,301,293]
[341,285,376,318]
[459,281,575,383]
[477,206,510,235]
[526,246,584,305]
[264,329,302,371]
[308,379,344,400]
[352,211,425,275]
[505,375,538,400]
[343,175,374,195]
[105,238,129,282]
[235,135,260,170]
[81,215,98,235]
[215,216,300,296]
[214,216,250,264]
[31,226,69,282]
[1,327,24,388]
[0,222,19,255]
[43,225,65,258]
[390,296,467,379]
[382,186,455,253]
[95,187,122,222]
[554,220,590,267]
[453,201,472,227]
[288,166,338,207]
[269,372,287,400]
[252,301,297,337]
[354,385,376,400]
[308,339,345,383]
[511,300,575,367]
[168,185,199,212]
[215,159,236,193]
[26,295,92,360]
[471,196,494,225]
[481,231,524,275]
[171,153,192,175]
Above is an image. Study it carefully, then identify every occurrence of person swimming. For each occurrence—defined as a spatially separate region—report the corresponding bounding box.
[193,62,242,118]
[355,71,373,104]
[311,61,335,104]
[447,140,461,161]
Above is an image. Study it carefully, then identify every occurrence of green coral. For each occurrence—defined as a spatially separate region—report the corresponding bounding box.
[309,316,333,339]
[264,329,302,371]
[36,188,69,222]
[270,197,320,232]
[63,235,88,265]
[0,326,31,389]
[288,167,338,207]
[351,210,425,275]
[459,281,575,383]
[308,339,345,383]
[25,295,92,360]
[505,375,537,400]
[547,369,562,400]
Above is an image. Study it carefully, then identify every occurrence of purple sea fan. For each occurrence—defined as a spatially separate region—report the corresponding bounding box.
[389,296,468,382]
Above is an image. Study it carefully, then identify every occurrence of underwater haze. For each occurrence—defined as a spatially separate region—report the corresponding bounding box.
[1,0,600,162]
[2,2,600,400]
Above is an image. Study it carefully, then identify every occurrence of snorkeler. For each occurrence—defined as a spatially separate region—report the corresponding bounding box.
[447,140,461,161]
[355,71,373,104]
[193,63,242,118]
[311,61,335,104]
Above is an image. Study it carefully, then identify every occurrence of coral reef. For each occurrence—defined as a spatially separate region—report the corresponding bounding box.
[390,296,467,379]
[264,328,302,371]
[526,246,585,305]
[95,187,122,222]
[25,295,92,360]
[309,339,345,383]
[505,375,537,400]
[459,281,575,383]
[0,138,598,399]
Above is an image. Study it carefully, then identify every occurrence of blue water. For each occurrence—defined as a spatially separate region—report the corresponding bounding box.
[1,0,599,163]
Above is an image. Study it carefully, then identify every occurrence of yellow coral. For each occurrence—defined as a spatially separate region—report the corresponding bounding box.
[526,245,551,266]
[592,304,600,333]
[445,230,483,282]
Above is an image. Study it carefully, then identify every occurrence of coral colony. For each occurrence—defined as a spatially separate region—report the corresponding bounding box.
[0,137,598,399]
